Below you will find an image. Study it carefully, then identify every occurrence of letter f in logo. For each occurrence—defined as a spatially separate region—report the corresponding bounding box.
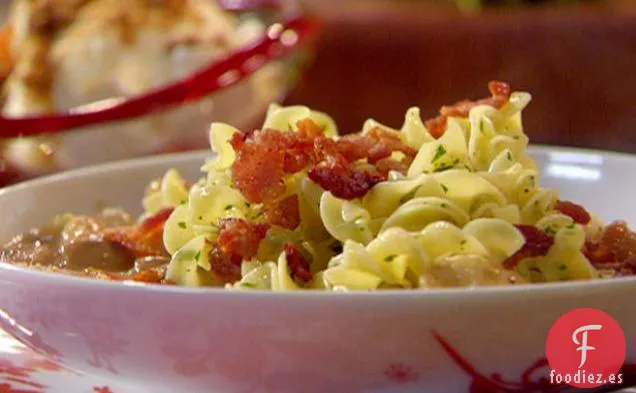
[572,324,602,368]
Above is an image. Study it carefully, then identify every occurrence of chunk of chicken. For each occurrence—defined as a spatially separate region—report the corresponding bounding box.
[419,254,525,288]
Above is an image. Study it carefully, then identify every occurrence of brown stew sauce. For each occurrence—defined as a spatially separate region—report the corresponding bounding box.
[0,209,171,283]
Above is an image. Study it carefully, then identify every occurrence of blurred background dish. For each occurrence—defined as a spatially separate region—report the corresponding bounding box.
[0,0,313,184]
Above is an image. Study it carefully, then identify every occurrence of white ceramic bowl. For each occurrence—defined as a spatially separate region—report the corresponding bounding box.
[0,146,634,393]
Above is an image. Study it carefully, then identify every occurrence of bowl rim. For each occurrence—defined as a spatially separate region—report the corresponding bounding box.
[1,144,635,299]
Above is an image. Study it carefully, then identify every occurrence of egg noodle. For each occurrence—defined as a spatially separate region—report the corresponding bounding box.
[142,88,609,291]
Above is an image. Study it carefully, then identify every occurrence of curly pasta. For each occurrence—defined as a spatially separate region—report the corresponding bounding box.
[322,219,525,290]
[153,83,622,290]
[142,169,189,217]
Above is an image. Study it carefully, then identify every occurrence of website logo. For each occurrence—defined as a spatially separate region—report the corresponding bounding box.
[546,308,626,388]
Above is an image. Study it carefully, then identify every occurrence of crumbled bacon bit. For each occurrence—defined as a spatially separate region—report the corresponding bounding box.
[102,207,174,258]
[336,128,417,164]
[555,200,591,225]
[209,247,242,282]
[131,270,164,284]
[598,221,636,262]
[375,157,410,177]
[218,219,269,259]
[264,194,301,230]
[229,130,248,151]
[138,207,174,242]
[296,117,324,138]
[619,256,636,276]
[134,207,174,252]
[364,127,418,162]
[488,80,512,98]
[230,119,415,206]
[231,129,259,149]
[583,241,616,265]
[282,130,316,174]
[230,130,287,204]
[308,157,385,200]
[284,243,312,282]
[208,218,270,282]
[424,116,447,140]
[229,119,420,232]
[102,230,161,259]
[425,81,512,139]
[583,221,636,276]
[504,225,555,269]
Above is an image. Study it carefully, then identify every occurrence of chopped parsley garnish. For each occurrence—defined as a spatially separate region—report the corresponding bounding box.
[434,163,455,172]
[440,183,449,193]
[180,199,187,205]
[460,240,467,245]
[224,205,233,211]
[544,227,557,236]
[384,254,397,262]
[194,251,201,261]
[432,145,447,163]
[241,282,257,288]
[566,223,575,229]
[513,135,520,140]
[559,264,568,271]
[507,151,512,161]
[178,221,187,229]
[441,203,448,208]
[479,120,485,133]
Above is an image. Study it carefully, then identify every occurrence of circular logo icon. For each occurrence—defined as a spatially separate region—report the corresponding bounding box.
[546,308,626,388]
